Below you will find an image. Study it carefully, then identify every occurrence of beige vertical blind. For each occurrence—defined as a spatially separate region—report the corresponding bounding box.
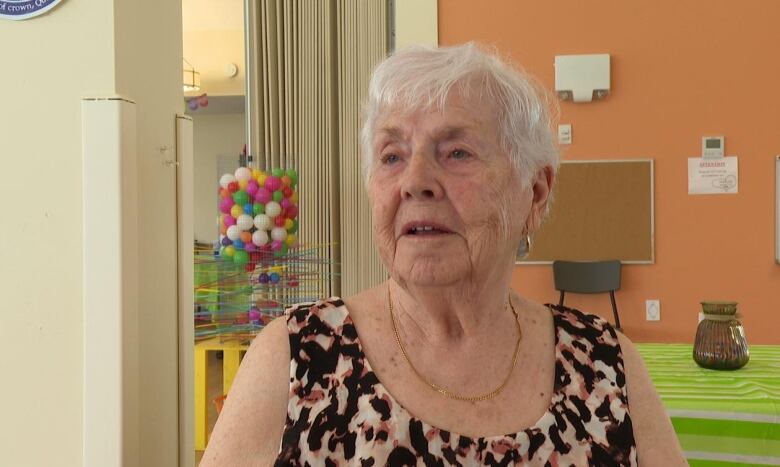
[249,0,388,297]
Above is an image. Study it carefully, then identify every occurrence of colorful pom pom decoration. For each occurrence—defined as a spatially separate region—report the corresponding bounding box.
[193,166,336,342]
[216,168,300,267]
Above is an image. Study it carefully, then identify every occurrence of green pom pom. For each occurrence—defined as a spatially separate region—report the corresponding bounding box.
[233,249,249,265]
[232,191,249,206]
[286,169,298,186]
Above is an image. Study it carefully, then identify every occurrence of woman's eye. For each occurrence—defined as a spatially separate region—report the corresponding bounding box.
[381,153,401,165]
[450,149,470,160]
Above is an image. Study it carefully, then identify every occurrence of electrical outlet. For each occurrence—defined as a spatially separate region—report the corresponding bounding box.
[646,300,660,321]
[558,124,572,145]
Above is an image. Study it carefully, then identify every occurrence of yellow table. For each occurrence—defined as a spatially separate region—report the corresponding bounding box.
[194,337,250,451]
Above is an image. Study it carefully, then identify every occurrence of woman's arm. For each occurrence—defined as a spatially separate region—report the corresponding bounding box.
[619,333,689,466]
[199,317,291,467]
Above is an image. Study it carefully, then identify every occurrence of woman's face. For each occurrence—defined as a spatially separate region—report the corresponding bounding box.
[367,93,553,287]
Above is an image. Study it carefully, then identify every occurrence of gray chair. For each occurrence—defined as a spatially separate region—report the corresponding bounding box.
[553,260,622,331]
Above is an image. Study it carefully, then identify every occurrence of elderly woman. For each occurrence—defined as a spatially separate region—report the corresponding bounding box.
[202,43,686,466]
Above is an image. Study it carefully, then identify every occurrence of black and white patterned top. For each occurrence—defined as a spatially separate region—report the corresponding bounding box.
[274,298,637,466]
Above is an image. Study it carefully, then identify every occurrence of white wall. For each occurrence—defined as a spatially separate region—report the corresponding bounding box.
[183,0,245,97]
[0,1,114,465]
[184,29,246,96]
[193,112,247,243]
[0,0,183,465]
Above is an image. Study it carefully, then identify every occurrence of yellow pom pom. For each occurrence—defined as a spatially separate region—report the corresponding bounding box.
[284,218,294,230]
[257,174,267,186]
[285,234,297,246]
[252,169,262,180]
[238,179,248,189]
[224,245,236,257]
[230,204,243,218]
[291,192,299,204]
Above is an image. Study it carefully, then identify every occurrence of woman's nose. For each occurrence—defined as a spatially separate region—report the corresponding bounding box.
[400,153,443,200]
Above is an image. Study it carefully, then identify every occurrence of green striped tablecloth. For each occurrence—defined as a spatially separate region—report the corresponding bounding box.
[637,344,780,466]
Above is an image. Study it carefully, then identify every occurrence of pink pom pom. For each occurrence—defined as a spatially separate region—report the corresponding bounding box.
[246,180,259,196]
[254,188,271,204]
[280,198,292,210]
[224,214,236,226]
[265,176,282,192]
[219,198,234,214]
[245,242,257,252]
[271,240,283,251]
[285,205,299,219]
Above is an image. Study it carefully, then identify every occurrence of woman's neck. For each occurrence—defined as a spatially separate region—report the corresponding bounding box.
[388,262,516,345]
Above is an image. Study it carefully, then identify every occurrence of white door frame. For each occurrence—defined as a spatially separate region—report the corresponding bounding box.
[176,114,195,467]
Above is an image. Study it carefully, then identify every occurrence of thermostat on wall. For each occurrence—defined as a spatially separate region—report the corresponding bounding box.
[702,136,725,159]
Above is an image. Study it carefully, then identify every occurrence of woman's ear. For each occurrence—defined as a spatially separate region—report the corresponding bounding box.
[525,165,555,233]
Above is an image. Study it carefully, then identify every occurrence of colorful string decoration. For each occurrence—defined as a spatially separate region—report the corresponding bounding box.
[194,167,335,342]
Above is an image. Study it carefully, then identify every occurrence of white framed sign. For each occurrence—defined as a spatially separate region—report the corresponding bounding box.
[687,156,739,195]
[0,0,64,20]
[776,156,779,263]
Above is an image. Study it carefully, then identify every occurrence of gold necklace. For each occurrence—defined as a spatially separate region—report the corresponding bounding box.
[387,285,522,402]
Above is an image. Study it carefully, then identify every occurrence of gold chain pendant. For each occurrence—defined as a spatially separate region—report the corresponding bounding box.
[387,285,522,402]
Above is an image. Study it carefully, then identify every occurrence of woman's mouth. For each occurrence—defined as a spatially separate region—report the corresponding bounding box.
[402,222,454,236]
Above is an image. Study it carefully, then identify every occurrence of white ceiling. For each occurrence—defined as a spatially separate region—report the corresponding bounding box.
[182,0,244,32]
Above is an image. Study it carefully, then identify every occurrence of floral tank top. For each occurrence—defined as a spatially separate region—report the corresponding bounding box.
[274,298,638,466]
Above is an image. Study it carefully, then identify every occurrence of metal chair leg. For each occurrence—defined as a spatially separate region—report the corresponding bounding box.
[610,290,622,331]
[558,291,565,307]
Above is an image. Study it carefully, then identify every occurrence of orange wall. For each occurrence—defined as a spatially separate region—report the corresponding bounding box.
[439,0,780,343]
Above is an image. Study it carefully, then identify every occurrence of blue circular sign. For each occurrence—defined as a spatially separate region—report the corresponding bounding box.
[0,0,64,20]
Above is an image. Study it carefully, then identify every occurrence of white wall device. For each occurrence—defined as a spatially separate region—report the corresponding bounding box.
[224,63,239,78]
[558,124,572,145]
[646,299,660,321]
[702,136,725,159]
[554,54,611,103]
[776,156,780,263]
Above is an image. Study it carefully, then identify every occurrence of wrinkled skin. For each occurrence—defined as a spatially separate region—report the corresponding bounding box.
[366,93,553,302]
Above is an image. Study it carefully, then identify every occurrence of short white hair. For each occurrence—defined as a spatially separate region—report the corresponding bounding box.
[361,42,559,186]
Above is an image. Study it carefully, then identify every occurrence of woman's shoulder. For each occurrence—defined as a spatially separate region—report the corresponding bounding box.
[545,304,626,370]
[283,296,352,335]
[546,303,620,338]
[284,296,345,315]
[285,296,348,311]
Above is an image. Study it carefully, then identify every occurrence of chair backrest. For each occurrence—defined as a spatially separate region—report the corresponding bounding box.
[552,260,621,294]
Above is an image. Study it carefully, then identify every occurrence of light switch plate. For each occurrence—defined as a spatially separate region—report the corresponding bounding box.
[646,300,660,321]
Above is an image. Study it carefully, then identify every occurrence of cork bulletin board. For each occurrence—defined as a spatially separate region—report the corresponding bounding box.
[519,159,654,264]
